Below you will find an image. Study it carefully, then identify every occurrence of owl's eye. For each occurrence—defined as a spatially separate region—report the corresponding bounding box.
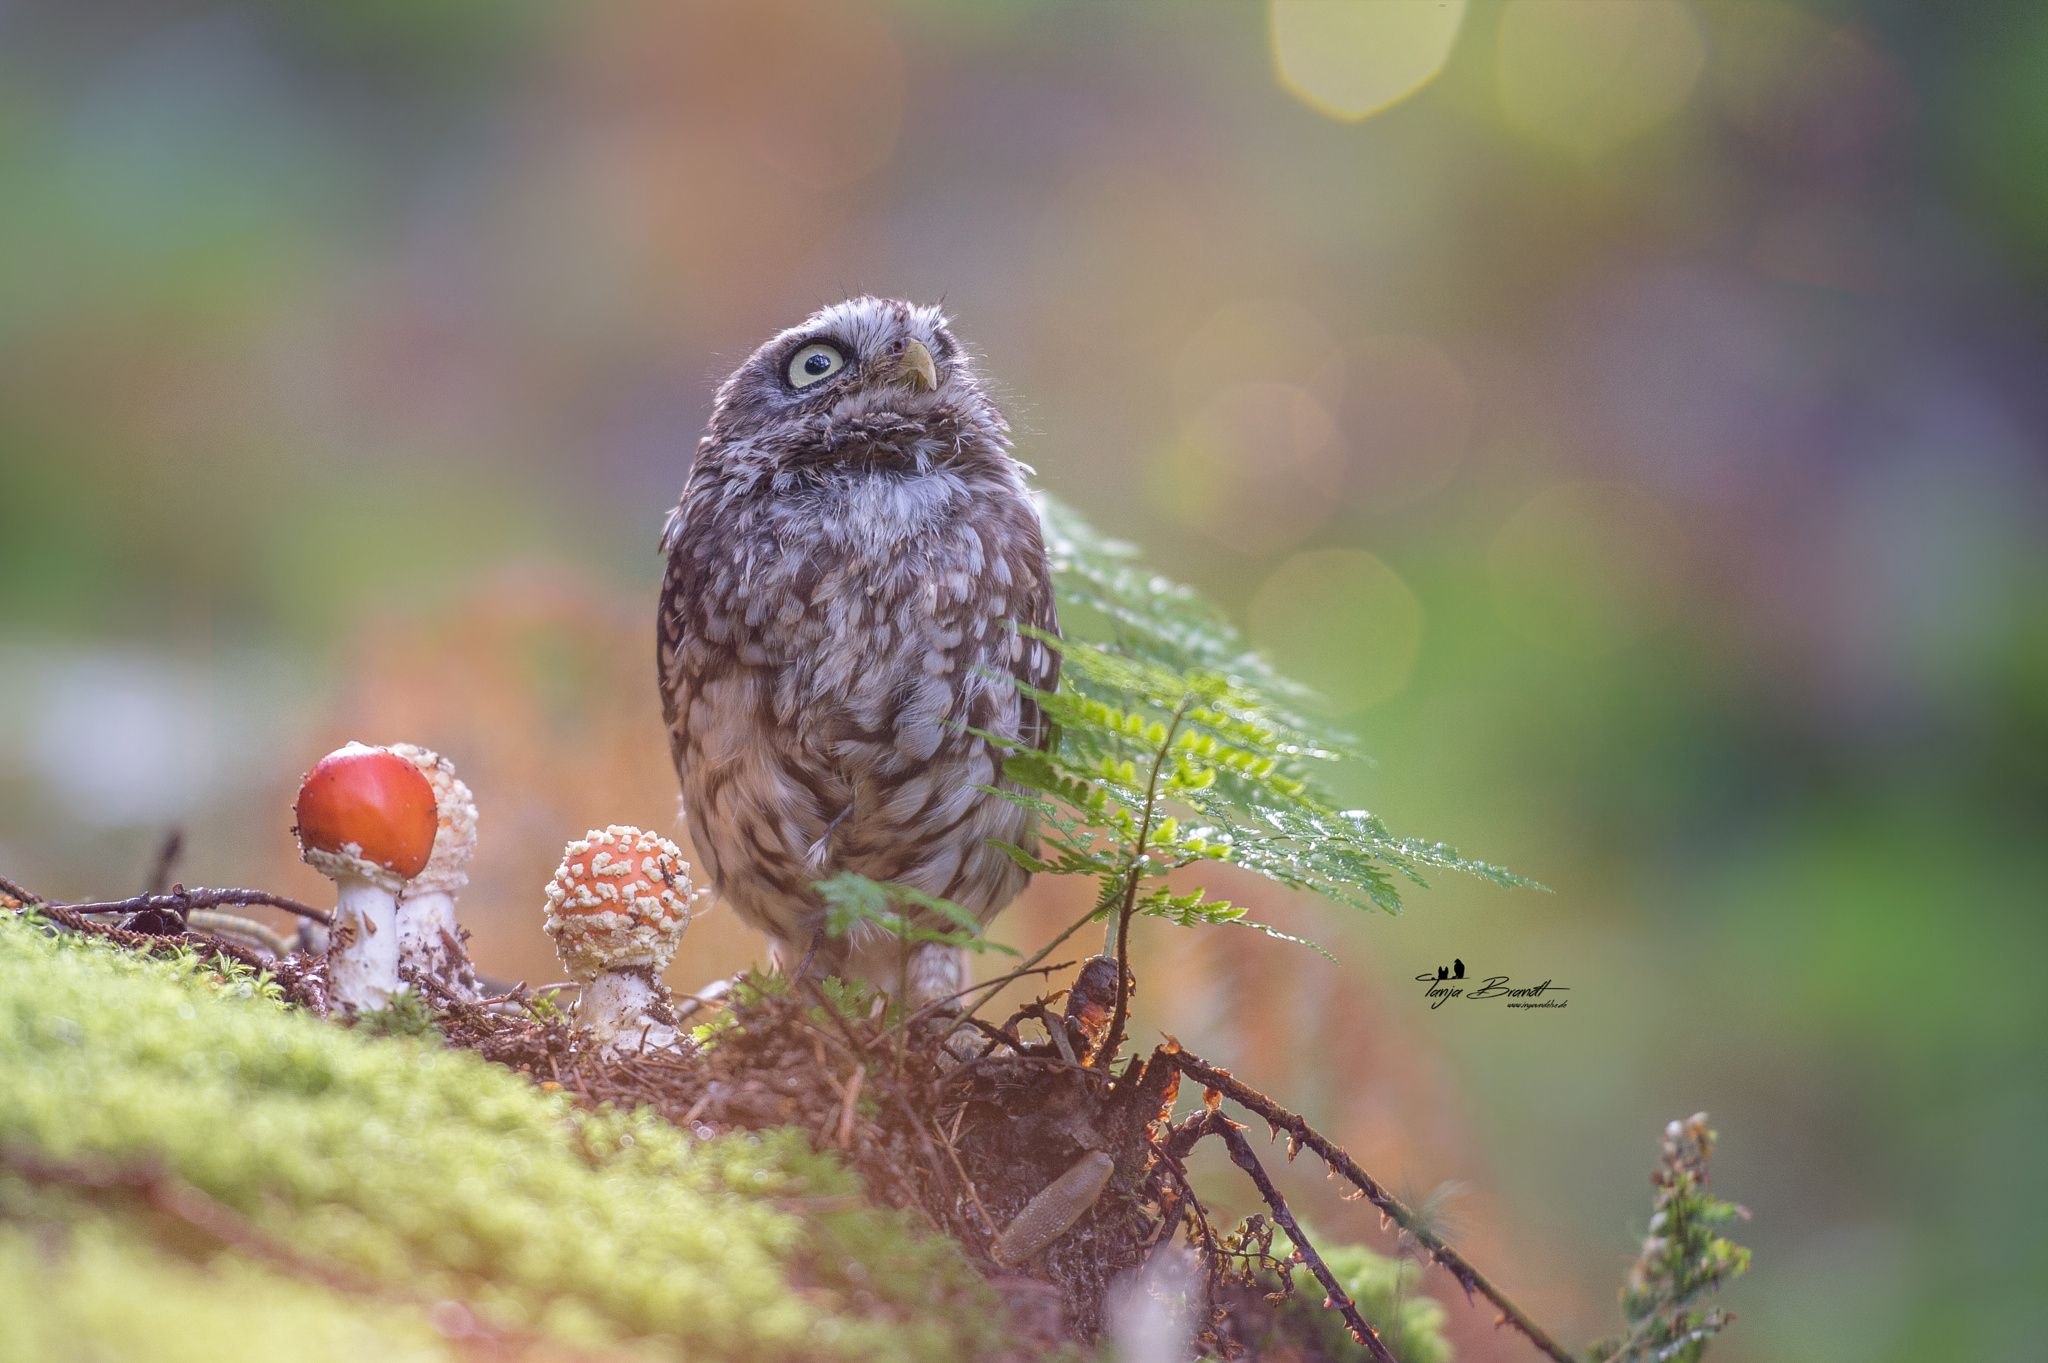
[787,342,846,389]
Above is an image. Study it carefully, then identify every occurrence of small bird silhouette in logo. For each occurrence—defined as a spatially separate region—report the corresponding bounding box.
[1454,958,1465,979]
[1436,965,1449,980]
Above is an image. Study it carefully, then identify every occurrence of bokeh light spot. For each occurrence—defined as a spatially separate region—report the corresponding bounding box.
[1248,549,1423,713]
[1173,298,1342,415]
[1496,0,1706,154]
[1488,481,1685,657]
[1268,0,1467,122]
[1150,381,1342,554]
[1342,334,1474,508]
[1032,165,1219,351]
[743,2,906,189]
[585,1,906,194]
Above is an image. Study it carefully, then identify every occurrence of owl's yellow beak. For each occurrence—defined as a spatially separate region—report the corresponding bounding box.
[894,339,939,393]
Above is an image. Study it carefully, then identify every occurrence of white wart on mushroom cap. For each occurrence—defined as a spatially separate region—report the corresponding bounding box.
[389,743,477,897]
[389,742,480,996]
[543,825,697,980]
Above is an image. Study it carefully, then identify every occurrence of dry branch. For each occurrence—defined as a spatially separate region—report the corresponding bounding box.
[1168,1107,1400,1363]
[1162,1044,1576,1363]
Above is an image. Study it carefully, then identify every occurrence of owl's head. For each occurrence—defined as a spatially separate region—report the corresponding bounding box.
[703,297,1010,476]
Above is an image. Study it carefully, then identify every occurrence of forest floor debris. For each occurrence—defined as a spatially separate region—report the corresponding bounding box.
[13,894,1557,1361]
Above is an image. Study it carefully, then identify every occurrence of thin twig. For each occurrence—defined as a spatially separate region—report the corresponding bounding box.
[890,956,1076,1041]
[797,977,872,1059]
[835,1064,865,1149]
[186,910,296,959]
[1170,1108,1398,1363]
[672,974,735,1022]
[60,887,331,926]
[936,898,1108,1025]
[32,903,273,975]
[1164,1046,1576,1363]
[1101,693,1195,1067]
[933,1107,1000,1241]
[951,1049,1101,1084]
[1147,1134,1222,1289]
[798,979,992,1241]
[145,831,185,894]
[0,873,38,904]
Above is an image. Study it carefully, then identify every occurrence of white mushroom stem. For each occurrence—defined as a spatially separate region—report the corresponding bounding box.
[329,877,403,1013]
[577,968,678,1055]
[388,743,479,998]
[397,889,472,997]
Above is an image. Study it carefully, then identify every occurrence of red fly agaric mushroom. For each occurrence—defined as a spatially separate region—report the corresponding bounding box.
[543,825,698,1053]
[389,743,480,999]
[295,742,438,1013]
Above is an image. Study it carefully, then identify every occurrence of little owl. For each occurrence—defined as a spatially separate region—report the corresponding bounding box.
[657,298,1059,1004]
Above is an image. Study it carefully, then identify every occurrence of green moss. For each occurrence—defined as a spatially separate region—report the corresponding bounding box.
[0,1214,456,1363]
[1258,1234,1453,1363]
[0,915,1007,1362]
[347,987,443,1039]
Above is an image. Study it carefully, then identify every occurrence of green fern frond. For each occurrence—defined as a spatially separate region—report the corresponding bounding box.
[1038,494,1331,741]
[1003,498,1537,955]
[815,873,1019,957]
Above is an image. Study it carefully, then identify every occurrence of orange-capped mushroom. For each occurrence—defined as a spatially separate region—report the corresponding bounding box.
[295,743,438,890]
[296,742,438,1013]
[544,825,699,1052]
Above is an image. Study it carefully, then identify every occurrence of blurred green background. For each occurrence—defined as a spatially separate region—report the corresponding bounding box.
[2,3,2043,1360]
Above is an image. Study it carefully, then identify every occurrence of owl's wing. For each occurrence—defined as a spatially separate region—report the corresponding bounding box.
[655,500,697,769]
[1007,511,1062,755]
